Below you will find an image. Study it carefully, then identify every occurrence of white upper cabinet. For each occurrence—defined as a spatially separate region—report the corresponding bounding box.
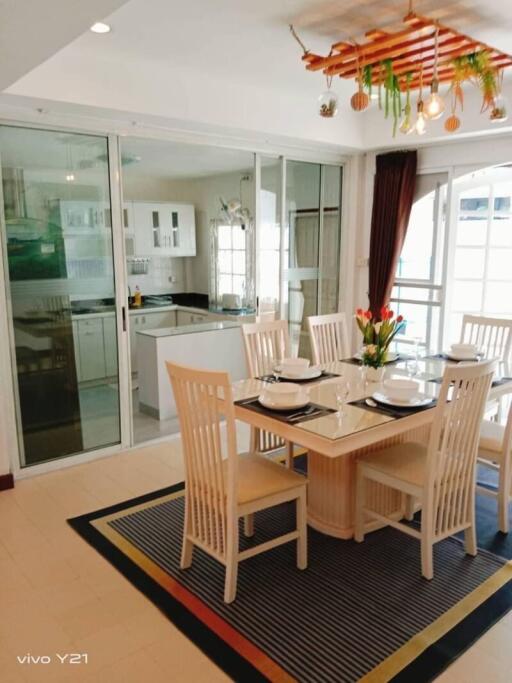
[132,201,196,257]
[58,200,112,233]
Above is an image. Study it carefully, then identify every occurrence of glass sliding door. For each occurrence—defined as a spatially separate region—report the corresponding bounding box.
[283,160,342,358]
[0,126,122,467]
[258,156,283,317]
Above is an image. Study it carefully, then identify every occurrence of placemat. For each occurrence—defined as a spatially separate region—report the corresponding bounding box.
[340,353,414,367]
[235,397,336,423]
[425,353,483,363]
[349,396,437,420]
[257,370,340,385]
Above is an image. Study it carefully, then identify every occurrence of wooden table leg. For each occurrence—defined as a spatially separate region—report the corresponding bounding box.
[307,425,431,539]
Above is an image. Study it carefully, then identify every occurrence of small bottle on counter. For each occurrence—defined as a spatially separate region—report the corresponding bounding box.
[134,285,142,307]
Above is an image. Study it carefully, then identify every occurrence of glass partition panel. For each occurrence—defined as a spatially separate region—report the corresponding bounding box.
[284,161,342,358]
[285,161,321,357]
[0,126,121,466]
[319,164,342,316]
[259,157,282,317]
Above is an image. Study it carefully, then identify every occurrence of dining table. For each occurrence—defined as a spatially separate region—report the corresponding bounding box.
[231,356,512,540]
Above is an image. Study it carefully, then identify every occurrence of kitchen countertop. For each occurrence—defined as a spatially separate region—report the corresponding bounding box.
[70,304,252,320]
[137,320,242,337]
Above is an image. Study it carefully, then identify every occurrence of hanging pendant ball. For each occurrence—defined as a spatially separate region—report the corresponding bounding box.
[444,114,461,133]
[350,90,369,112]
[318,90,339,118]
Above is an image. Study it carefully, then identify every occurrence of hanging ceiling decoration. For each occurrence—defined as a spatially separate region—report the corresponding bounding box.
[291,5,512,136]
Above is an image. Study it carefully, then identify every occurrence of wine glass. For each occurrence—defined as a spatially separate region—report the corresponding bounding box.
[334,378,351,418]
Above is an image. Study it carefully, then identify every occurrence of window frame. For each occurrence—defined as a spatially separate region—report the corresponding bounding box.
[390,170,449,353]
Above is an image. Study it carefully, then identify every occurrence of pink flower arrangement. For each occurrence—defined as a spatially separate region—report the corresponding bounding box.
[355,307,405,368]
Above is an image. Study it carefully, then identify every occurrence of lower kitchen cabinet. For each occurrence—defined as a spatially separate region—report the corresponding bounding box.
[103,316,119,377]
[76,318,106,382]
[130,309,177,374]
[176,310,208,326]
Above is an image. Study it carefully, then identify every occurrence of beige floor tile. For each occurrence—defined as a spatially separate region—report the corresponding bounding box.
[145,635,230,683]
[91,649,170,683]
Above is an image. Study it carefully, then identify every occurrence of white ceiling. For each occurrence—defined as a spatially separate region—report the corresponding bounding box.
[0,0,128,91]
[0,126,256,180]
[121,137,255,179]
[4,0,512,150]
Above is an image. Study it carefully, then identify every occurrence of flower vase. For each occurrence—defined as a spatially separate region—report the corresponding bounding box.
[365,365,385,383]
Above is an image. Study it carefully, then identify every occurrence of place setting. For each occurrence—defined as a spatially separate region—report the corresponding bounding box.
[257,356,340,384]
[236,377,336,423]
[351,377,438,419]
[426,342,484,363]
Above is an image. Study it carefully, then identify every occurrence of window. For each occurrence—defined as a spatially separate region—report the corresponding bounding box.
[216,223,248,301]
[391,172,448,354]
[446,166,512,341]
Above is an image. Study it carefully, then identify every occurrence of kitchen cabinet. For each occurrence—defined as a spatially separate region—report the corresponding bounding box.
[72,321,81,381]
[176,310,208,326]
[129,309,177,373]
[123,202,134,231]
[132,201,196,257]
[76,318,106,381]
[103,316,119,377]
[57,200,112,233]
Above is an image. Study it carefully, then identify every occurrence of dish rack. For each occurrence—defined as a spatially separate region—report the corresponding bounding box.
[127,257,151,275]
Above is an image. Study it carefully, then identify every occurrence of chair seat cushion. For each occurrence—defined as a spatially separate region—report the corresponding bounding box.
[479,420,504,460]
[358,442,427,489]
[227,453,307,505]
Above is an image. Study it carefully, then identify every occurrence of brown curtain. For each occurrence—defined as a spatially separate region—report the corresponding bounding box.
[368,150,417,318]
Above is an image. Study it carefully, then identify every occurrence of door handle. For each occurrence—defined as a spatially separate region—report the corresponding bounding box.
[122,306,127,332]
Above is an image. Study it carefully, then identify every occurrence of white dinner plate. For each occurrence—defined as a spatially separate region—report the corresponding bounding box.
[354,351,399,363]
[258,393,310,411]
[274,367,322,381]
[443,350,479,362]
[372,391,434,408]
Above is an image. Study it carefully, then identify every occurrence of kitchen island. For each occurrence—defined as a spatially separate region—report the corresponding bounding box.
[137,321,248,420]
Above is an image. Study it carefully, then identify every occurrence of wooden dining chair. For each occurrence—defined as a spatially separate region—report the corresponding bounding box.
[460,314,512,372]
[166,361,308,603]
[477,403,512,532]
[241,320,295,467]
[355,359,497,579]
[461,314,512,420]
[307,312,350,365]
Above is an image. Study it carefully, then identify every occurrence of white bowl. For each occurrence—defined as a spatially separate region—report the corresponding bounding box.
[383,378,420,401]
[278,357,311,377]
[450,343,478,357]
[264,382,301,400]
[280,357,310,369]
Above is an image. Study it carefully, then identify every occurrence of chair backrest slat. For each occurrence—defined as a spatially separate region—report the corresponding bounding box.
[307,312,349,365]
[166,362,237,560]
[461,314,512,373]
[426,359,496,539]
[241,320,291,377]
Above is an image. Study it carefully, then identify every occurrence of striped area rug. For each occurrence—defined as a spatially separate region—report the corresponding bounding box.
[69,482,512,683]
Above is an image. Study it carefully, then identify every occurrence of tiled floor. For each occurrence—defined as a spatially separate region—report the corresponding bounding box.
[2,434,512,682]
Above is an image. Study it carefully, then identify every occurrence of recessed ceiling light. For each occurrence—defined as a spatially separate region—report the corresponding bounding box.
[90,22,111,34]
